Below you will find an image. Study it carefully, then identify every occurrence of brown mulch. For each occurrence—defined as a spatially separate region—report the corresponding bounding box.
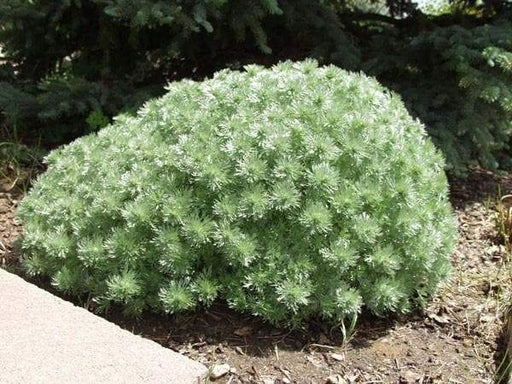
[1,169,512,384]
[0,191,23,269]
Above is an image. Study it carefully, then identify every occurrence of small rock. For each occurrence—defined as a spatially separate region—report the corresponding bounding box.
[399,370,421,383]
[326,375,347,384]
[235,346,245,355]
[210,363,230,380]
[282,378,291,384]
[330,353,344,361]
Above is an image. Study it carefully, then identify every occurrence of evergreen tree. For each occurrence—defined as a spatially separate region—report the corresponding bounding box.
[363,17,512,174]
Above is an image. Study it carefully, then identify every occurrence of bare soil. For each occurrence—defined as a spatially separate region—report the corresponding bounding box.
[1,169,512,384]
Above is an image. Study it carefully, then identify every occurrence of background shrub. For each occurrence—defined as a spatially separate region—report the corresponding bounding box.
[363,17,512,175]
[18,61,456,326]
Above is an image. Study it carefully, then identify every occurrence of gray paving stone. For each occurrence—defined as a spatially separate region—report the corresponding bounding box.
[0,269,207,384]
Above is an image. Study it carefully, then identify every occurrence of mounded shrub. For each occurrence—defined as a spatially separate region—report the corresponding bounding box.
[18,61,456,326]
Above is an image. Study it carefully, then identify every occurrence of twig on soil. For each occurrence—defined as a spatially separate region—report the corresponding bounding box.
[302,343,337,351]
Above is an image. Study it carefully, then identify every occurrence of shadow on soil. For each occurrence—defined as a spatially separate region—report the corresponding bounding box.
[448,168,512,210]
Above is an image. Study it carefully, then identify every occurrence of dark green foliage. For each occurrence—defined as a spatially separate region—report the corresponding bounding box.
[0,0,360,143]
[0,75,164,143]
[101,0,283,53]
[363,18,512,175]
[18,62,456,326]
